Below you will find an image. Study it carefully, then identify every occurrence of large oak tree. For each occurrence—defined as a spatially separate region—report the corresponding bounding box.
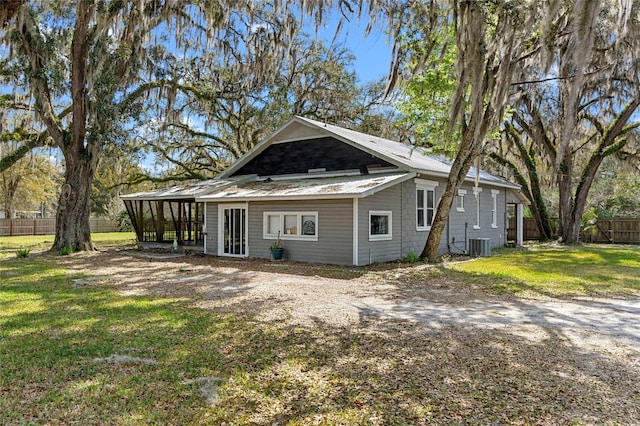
[2,1,225,250]
[0,0,378,251]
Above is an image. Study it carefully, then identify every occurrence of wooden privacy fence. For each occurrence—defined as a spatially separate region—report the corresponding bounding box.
[582,218,640,244]
[508,217,640,244]
[0,218,116,236]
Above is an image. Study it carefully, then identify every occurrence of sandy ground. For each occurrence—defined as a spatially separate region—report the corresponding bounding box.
[65,250,640,356]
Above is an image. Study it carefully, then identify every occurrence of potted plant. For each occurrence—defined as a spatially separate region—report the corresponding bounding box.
[270,231,284,260]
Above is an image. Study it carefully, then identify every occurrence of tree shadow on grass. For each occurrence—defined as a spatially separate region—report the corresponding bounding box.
[3,253,639,424]
[204,317,640,425]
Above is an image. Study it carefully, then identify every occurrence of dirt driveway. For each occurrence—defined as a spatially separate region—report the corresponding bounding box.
[67,250,640,355]
[53,249,640,423]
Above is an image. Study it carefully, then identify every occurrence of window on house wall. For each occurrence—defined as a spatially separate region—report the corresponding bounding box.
[473,187,482,229]
[369,211,392,241]
[416,179,438,231]
[263,212,318,240]
[491,189,499,228]
[456,189,467,212]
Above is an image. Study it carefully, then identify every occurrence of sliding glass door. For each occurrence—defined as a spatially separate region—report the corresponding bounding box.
[220,205,247,256]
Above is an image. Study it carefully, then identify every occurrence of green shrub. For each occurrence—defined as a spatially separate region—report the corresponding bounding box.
[116,210,133,232]
[15,248,31,259]
[59,246,73,256]
[402,251,420,263]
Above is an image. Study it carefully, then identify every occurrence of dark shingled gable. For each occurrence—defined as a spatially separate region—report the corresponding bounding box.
[231,137,395,177]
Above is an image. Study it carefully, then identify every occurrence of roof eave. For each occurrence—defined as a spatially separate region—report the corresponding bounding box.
[197,193,360,202]
[413,169,521,190]
[358,171,417,198]
[197,172,416,203]
[119,176,257,202]
[120,195,197,201]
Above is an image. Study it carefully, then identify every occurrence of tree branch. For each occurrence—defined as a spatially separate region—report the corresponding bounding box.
[0,130,51,173]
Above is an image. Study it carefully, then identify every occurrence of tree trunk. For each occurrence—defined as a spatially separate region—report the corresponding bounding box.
[3,195,12,218]
[421,119,483,260]
[51,1,96,252]
[53,159,95,251]
[557,149,575,243]
[421,179,455,261]
[504,122,553,241]
[1,170,21,218]
[559,97,640,244]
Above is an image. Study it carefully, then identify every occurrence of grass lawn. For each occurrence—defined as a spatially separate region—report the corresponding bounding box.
[0,232,136,258]
[448,243,640,297]
[1,243,639,424]
[1,257,233,424]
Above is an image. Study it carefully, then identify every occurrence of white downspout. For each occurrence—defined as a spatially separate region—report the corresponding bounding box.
[516,203,524,247]
[353,197,359,266]
[203,203,207,254]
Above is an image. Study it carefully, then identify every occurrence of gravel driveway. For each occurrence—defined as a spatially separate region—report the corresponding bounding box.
[70,251,640,354]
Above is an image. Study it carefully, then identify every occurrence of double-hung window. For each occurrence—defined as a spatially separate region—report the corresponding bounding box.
[263,212,318,241]
[491,189,499,228]
[416,179,438,231]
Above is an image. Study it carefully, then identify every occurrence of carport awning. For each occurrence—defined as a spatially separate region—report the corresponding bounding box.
[196,172,415,202]
[120,178,245,201]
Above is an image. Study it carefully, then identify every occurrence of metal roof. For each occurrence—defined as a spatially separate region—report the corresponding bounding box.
[220,116,520,190]
[120,178,243,201]
[294,117,520,188]
[197,172,415,202]
[122,117,524,203]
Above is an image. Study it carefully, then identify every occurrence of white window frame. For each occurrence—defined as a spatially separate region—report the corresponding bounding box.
[456,189,467,212]
[473,186,482,229]
[491,189,499,228]
[263,211,318,241]
[416,179,438,231]
[369,210,392,241]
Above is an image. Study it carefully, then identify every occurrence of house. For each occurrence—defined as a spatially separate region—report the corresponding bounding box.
[122,116,527,265]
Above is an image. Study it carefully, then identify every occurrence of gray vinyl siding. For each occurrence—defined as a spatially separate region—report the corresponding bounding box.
[446,185,481,254]
[248,199,353,264]
[205,181,510,265]
[400,178,454,257]
[447,185,507,250]
[358,185,402,265]
[401,180,509,257]
[401,179,442,257]
[204,202,219,255]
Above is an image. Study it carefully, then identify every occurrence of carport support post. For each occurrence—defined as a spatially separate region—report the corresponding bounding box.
[516,203,524,247]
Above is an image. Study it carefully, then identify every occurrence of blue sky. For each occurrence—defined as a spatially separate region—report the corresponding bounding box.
[309,11,393,85]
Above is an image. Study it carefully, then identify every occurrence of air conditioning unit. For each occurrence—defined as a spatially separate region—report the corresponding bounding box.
[469,238,491,257]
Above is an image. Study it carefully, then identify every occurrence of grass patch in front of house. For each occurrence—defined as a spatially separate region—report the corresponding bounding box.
[2,254,638,424]
[0,232,136,258]
[447,243,640,297]
[0,256,232,424]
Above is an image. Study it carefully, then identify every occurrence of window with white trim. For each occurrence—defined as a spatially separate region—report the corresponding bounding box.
[473,186,482,229]
[416,179,438,231]
[456,189,467,212]
[369,211,392,241]
[491,189,499,228]
[263,212,318,240]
